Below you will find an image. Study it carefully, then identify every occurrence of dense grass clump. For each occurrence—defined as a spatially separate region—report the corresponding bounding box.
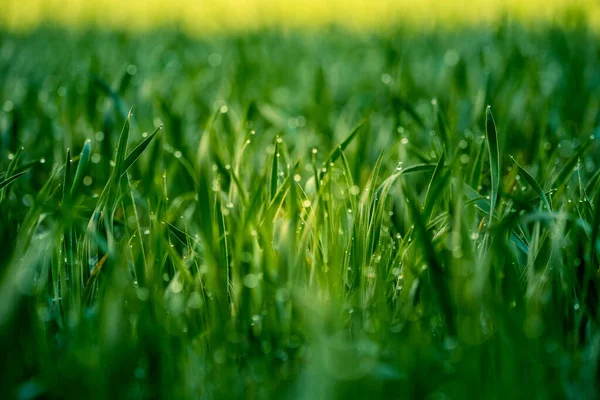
[1,25,600,399]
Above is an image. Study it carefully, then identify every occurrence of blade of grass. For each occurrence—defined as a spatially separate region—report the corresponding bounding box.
[510,156,551,211]
[0,170,29,191]
[550,138,593,192]
[120,125,163,177]
[71,140,92,197]
[486,106,500,221]
[270,138,279,201]
[402,182,456,336]
[319,120,365,180]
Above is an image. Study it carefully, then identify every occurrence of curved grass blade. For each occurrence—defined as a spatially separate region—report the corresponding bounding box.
[422,152,446,217]
[120,125,163,177]
[113,107,133,178]
[469,139,486,189]
[434,100,451,157]
[71,140,91,196]
[486,106,500,220]
[0,146,24,202]
[510,156,551,211]
[550,138,593,192]
[319,120,365,180]
[62,148,72,203]
[270,138,279,201]
[0,170,29,191]
[402,182,456,336]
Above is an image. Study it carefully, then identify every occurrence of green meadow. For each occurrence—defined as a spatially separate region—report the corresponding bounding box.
[1,11,600,400]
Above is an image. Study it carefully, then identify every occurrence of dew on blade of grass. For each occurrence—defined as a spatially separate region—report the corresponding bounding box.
[244,274,259,289]
[3,100,13,112]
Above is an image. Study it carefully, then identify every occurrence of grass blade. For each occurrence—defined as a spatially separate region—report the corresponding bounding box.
[319,120,365,180]
[486,106,500,220]
[71,140,92,196]
[113,107,133,178]
[510,156,551,211]
[422,152,446,218]
[550,138,593,192]
[270,138,279,201]
[0,170,29,191]
[120,125,163,177]
[402,182,456,336]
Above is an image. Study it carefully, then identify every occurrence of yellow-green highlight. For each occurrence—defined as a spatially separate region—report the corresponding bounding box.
[2,0,600,34]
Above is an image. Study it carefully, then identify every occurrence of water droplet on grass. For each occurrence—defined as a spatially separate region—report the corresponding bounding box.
[243,273,259,289]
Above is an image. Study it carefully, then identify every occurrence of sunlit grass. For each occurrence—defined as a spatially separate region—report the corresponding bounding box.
[2,0,600,34]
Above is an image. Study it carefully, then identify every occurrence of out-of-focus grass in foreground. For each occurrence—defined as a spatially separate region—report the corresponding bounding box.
[2,0,600,34]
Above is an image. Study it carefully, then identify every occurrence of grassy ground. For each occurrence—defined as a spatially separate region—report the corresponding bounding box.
[1,22,600,399]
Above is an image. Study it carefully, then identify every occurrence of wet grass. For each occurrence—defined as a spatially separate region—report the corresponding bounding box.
[1,23,600,399]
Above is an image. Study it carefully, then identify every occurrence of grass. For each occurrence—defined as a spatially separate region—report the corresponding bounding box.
[1,21,600,399]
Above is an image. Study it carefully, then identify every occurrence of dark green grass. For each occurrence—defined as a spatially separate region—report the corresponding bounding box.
[1,23,600,399]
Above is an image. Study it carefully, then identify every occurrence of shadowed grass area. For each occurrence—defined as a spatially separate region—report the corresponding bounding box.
[1,22,600,399]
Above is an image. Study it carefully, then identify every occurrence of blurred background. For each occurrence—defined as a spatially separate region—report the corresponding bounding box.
[2,0,600,33]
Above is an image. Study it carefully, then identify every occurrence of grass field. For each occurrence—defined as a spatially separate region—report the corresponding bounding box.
[1,7,600,400]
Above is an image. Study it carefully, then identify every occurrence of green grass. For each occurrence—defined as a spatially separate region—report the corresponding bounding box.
[1,23,600,399]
